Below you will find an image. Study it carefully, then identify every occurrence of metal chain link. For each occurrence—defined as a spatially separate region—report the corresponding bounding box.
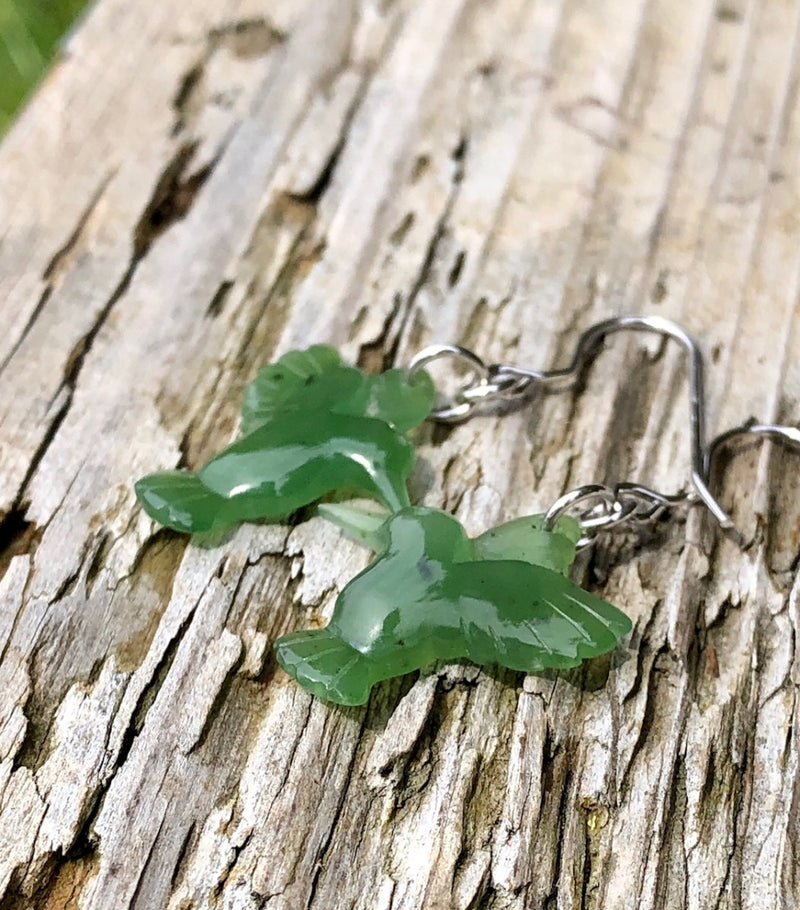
[543,483,689,549]
[407,347,540,421]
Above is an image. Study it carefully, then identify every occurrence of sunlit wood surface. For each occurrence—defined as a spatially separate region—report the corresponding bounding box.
[0,1,799,907]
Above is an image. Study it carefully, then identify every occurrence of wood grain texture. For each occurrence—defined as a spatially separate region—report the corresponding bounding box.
[0,0,799,907]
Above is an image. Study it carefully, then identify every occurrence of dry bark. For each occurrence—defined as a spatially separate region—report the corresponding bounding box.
[0,0,799,907]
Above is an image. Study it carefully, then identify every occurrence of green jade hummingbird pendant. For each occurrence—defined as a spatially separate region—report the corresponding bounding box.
[275,504,632,705]
[135,346,435,533]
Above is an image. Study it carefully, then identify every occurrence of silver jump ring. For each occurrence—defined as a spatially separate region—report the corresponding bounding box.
[407,344,487,380]
[459,373,524,403]
[408,344,490,422]
[577,496,638,531]
[543,484,617,532]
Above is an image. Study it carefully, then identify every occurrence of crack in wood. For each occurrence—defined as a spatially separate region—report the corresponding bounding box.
[205,279,234,319]
[173,17,285,136]
[303,711,371,910]
[113,606,196,774]
[8,133,235,530]
[0,174,115,381]
[208,18,286,60]
[284,128,348,208]
[356,293,403,372]
[43,175,116,286]
[0,510,41,585]
[374,133,470,379]
[132,142,217,259]
[0,389,69,576]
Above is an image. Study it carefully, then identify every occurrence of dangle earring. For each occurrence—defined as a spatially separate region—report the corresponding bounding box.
[134,345,435,532]
[274,316,800,705]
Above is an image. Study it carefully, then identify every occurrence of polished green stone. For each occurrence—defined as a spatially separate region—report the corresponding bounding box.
[240,345,433,434]
[275,507,632,705]
[135,346,435,533]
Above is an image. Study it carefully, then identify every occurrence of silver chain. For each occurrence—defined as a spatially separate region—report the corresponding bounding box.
[408,316,800,547]
[407,344,547,421]
[542,483,689,549]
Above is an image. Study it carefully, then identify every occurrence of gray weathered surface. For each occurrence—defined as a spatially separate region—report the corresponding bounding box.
[0,0,799,907]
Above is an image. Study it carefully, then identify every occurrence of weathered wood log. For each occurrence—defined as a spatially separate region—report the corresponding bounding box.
[1,0,798,907]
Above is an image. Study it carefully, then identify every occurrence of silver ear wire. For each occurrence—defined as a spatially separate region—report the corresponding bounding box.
[410,316,800,548]
[705,422,800,474]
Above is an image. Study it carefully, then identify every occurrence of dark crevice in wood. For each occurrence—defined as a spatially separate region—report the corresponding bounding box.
[84,530,113,593]
[356,293,402,373]
[460,296,491,350]
[186,645,245,756]
[0,287,51,377]
[114,605,198,771]
[12,684,63,779]
[447,248,466,287]
[208,18,286,59]
[285,136,345,207]
[305,721,370,910]
[0,508,40,583]
[133,143,214,259]
[43,173,115,283]
[169,820,197,893]
[389,685,439,817]
[356,134,469,376]
[456,740,501,906]
[389,211,415,245]
[12,560,114,775]
[283,67,367,209]
[654,753,689,907]
[543,737,571,909]
[429,421,457,447]
[233,215,320,367]
[1,135,229,525]
[1,835,98,910]
[410,153,430,182]
[387,133,470,374]
[47,560,83,606]
[127,528,187,584]
[7,734,108,905]
[715,4,742,23]
[0,172,115,378]
[722,671,756,901]
[207,829,253,905]
[617,645,667,800]
[172,63,204,135]
[173,18,285,135]
[580,804,594,909]
[176,424,193,471]
[30,134,229,515]
[651,267,669,303]
[42,261,137,456]
[0,391,69,594]
[7,683,39,779]
[206,279,234,318]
